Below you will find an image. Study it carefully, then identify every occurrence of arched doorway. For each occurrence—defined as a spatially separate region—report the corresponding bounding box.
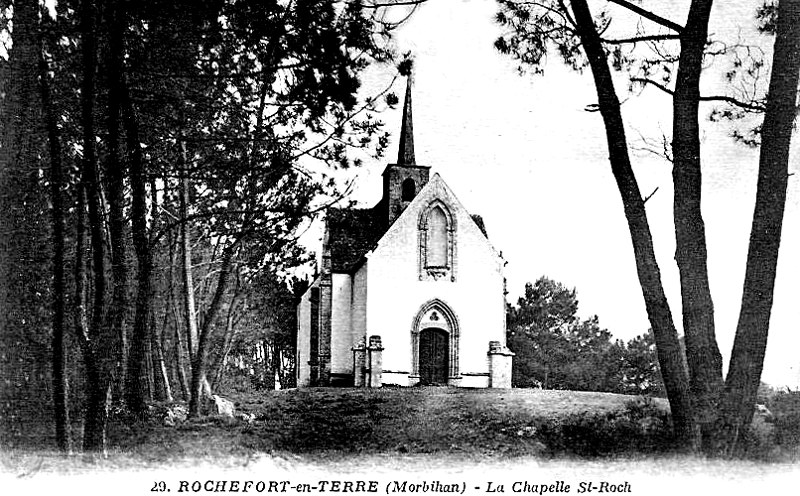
[419,328,449,385]
[411,299,460,384]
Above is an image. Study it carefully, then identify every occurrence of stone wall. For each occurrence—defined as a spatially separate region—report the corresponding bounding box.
[382,164,430,224]
[330,273,353,375]
[295,278,319,387]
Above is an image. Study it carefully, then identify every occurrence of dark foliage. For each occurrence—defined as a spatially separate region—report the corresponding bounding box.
[769,390,800,448]
[507,277,664,395]
[535,398,675,457]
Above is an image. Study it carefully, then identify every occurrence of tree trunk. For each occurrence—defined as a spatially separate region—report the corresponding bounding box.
[179,140,199,361]
[151,319,173,402]
[73,185,90,379]
[720,0,800,454]
[149,176,172,402]
[569,0,696,447]
[121,71,152,418]
[73,184,110,455]
[39,33,71,453]
[263,340,275,390]
[671,0,724,448]
[189,245,237,417]
[150,300,170,402]
[211,295,240,390]
[167,211,190,401]
[173,324,190,401]
[103,0,128,401]
[79,0,112,455]
[271,339,282,390]
[0,0,49,451]
[144,325,155,402]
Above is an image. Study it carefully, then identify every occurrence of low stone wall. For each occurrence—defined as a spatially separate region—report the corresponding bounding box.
[459,373,490,388]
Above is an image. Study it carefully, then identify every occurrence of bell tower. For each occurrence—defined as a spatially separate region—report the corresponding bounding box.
[381,74,430,225]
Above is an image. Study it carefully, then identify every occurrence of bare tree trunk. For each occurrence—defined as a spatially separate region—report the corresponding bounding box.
[671,0,724,448]
[179,140,199,361]
[149,178,172,402]
[173,324,190,400]
[720,0,800,454]
[0,0,49,451]
[271,339,282,390]
[73,185,90,383]
[79,0,112,455]
[39,32,71,453]
[167,211,189,401]
[263,340,275,390]
[181,137,216,414]
[122,74,152,418]
[189,245,236,417]
[569,0,696,448]
[153,302,173,402]
[150,298,170,402]
[144,325,155,402]
[103,0,128,401]
[211,294,240,390]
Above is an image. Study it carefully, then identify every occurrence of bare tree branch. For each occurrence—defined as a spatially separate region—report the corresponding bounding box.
[360,0,428,8]
[604,0,684,33]
[643,186,659,204]
[601,33,680,44]
[631,77,766,111]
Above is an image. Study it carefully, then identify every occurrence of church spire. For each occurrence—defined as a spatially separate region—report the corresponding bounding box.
[396,75,415,165]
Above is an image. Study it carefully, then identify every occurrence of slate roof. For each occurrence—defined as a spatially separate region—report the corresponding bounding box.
[471,214,488,238]
[327,207,387,273]
[326,206,490,273]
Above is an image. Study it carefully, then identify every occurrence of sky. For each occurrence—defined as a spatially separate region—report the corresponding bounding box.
[302,0,800,388]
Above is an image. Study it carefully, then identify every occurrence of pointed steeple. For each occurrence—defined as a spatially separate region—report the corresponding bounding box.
[380,73,428,225]
[396,75,416,165]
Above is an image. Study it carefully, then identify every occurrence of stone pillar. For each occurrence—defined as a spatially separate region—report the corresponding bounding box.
[352,338,367,387]
[367,335,384,388]
[487,341,514,389]
[318,251,333,386]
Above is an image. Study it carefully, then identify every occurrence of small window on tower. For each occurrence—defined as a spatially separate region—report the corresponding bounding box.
[402,178,416,201]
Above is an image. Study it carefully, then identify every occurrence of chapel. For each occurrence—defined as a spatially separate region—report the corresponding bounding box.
[295,77,513,388]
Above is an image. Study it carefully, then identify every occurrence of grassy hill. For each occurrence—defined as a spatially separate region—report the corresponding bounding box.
[261,387,666,451]
[5,387,798,492]
[92,387,672,466]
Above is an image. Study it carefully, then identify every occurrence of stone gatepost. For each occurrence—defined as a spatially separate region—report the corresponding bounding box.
[487,341,514,388]
[367,335,384,388]
[317,274,332,386]
[352,338,367,387]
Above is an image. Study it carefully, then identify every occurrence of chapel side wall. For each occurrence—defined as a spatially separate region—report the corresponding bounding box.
[330,273,353,375]
[365,176,506,385]
[296,285,313,387]
[366,223,415,382]
[352,263,368,343]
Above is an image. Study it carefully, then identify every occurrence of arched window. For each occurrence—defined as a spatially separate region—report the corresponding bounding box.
[401,178,416,201]
[418,200,456,281]
[427,207,448,267]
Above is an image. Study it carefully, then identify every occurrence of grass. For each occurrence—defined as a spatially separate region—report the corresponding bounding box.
[3,388,798,496]
[236,387,670,456]
[5,387,798,472]
[3,387,673,471]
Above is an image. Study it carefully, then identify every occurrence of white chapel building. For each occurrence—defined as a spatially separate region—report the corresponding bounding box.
[296,78,512,388]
